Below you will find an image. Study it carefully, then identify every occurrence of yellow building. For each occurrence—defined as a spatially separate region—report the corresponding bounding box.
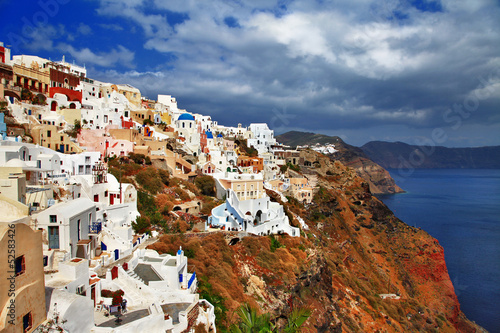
[12,60,50,95]
[111,84,141,107]
[160,110,171,125]
[217,173,265,201]
[0,166,26,204]
[0,195,46,333]
[131,109,156,124]
[287,177,313,204]
[56,108,82,127]
[31,125,83,154]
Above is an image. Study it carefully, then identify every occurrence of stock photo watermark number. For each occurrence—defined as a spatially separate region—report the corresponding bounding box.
[6,223,16,325]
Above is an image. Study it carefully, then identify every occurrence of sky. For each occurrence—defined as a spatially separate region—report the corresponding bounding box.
[1,0,499,147]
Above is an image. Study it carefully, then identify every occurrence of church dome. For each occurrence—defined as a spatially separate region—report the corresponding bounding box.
[178,113,195,121]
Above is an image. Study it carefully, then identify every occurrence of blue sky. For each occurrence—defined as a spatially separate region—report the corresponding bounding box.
[1,0,499,147]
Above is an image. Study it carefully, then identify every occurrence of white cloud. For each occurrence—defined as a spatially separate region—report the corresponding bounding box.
[57,44,135,68]
[77,23,92,35]
[96,0,172,38]
[99,23,124,31]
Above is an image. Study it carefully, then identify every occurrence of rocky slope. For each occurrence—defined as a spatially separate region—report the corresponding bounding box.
[362,141,500,169]
[148,151,484,332]
[276,131,403,194]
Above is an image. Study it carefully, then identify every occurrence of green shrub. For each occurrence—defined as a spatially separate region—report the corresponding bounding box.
[269,234,285,252]
[195,175,216,196]
[135,167,163,194]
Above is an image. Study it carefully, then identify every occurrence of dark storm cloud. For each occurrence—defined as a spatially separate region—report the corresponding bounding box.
[89,0,500,146]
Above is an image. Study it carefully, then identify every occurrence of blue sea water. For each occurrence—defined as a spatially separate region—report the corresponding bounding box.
[378,169,500,333]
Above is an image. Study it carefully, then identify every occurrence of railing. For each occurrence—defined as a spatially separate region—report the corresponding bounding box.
[3,84,21,92]
[89,222,102,234]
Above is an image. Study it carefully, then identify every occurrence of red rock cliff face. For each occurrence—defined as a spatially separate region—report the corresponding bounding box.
[149,151,484,332]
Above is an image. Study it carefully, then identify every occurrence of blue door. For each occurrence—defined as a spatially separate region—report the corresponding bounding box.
[48,226,59,249]
[114,249,119,260]
[101,242,107,251]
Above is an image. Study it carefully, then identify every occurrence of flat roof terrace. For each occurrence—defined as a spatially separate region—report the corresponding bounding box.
[161,303,191,325]
[96,309,150,328]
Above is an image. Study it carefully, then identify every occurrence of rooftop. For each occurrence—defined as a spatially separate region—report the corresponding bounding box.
[178,113,195,121]
[134,263,163,285]
[96,308,150,327]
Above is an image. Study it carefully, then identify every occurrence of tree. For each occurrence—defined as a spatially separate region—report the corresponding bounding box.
[74,119,82,134]
[21,88,33,101]
[132,216,150,234]
[230,304,310,333]
[282,308,311,333]
[231,304,274,333]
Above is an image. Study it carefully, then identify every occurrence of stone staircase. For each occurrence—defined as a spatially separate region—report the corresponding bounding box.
[126,269,145,284]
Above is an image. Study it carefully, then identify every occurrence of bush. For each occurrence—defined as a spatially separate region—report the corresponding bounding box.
[135,167,163,194]
[129,153,147,164]
[174,187,190,201]
[269,234,285,252]
[158,169,170,185]
[195,175,216,196]
[112,294,123,305]
[132,216,150,234]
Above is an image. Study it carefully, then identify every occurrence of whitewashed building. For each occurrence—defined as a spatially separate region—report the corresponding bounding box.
[247,123,277,154]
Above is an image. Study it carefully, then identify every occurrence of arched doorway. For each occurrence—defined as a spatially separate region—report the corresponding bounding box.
[69,103,76,109]
[255,210,262,225]
[51,101,58,111]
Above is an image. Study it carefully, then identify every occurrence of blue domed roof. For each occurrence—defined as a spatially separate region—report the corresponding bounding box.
[178,113,195,121]
[205,131,213,139]
[217,133,223,138]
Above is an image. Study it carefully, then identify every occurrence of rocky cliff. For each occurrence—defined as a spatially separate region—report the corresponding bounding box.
[276,131,403,194]
[148,151,484,332]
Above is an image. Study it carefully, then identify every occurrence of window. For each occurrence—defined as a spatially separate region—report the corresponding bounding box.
[104,191,108,197]
[15,255,25,276]
[50,215,57,223]
[47,130,51,137]
[77,219,81,241]
[94,194,99,202]
[23,312,32,332]
[79,165,84,173]
[85,156,90,163]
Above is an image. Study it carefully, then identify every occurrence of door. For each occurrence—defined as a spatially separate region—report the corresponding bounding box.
[48,226,59,249]
[91,284,96,307]
[114,249,119,260]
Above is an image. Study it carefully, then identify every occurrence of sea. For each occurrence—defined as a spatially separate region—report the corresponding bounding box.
[377,169,500,333]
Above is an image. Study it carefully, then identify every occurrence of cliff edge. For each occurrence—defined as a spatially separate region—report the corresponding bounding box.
[276,131,404,194]
[148,151,484,332]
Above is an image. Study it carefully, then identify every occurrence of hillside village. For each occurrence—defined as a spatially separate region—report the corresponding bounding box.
[0,42,331,332]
